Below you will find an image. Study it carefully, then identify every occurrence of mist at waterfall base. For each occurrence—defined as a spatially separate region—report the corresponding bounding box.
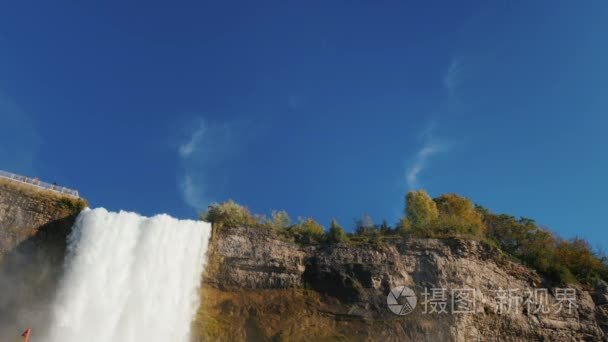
[45,208,212,342]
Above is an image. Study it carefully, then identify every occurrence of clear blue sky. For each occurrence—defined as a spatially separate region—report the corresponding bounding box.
[1,1,606,248]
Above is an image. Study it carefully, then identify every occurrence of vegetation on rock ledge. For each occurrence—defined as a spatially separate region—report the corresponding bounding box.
[201,190,608,285]
[0,178,87,216]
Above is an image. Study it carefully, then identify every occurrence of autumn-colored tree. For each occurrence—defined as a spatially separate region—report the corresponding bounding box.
[405,190,439,229]
[433,193,486,237]
[555,238,605,282]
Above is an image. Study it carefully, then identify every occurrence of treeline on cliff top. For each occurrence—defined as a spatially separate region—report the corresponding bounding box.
[202,190,608,286]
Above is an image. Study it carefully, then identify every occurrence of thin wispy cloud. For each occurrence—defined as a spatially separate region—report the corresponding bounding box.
[402,56,468,189]
[444,58,463,94]
[175,117,254,210]
[403,56,466,190]
[179,173,206,210]
[178,121,206,158]
[406,143,444,189]
[176,118,218,210]
[405,124,449,190]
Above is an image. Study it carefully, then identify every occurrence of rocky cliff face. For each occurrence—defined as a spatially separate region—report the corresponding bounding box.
[195,226,608,341]
[0,180,83,340]
[0,179,82,258]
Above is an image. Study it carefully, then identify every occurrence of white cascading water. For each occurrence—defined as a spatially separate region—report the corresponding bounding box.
[45,208,212,342]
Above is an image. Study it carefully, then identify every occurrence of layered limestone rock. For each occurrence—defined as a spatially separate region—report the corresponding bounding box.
[0,179,83,258]
[0,180,84,340]
[195,226,608,341]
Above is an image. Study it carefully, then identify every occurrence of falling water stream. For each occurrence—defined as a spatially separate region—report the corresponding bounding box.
[45,208,211,342]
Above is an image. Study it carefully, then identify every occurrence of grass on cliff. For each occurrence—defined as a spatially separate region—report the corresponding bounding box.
[192,287,458,342]
[192,287,362,342]
[0,178,87,216]
[201,193,608,286]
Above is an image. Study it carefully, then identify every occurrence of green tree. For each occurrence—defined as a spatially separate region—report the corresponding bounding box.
[484,214,529,255]
[519,228,557,273]
[378,220,391,235]
[355,214,376,235]
[395,217,412,236]
[405,190,439,229]
[292,217,326,243]
[328,219,348,243]
[480,209,581,284]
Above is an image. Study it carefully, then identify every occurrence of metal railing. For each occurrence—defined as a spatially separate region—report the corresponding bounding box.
[0,170,80,198]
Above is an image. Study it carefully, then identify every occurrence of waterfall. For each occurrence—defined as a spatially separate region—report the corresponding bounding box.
[45,208,212,342]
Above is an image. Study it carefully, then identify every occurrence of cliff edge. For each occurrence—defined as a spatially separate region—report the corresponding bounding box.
[0,179,85,339]
[194,225,608,341]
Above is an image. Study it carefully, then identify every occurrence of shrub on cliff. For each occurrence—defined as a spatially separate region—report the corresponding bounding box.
[290,217,325,243]
[354,214,376,236]
[58,197,88,214]
[202,200,259,229]
[328,219,348,243]
[395,217,412,236]
[555,238,607,283]
[260,210,291,230]
[378,220,392,235]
